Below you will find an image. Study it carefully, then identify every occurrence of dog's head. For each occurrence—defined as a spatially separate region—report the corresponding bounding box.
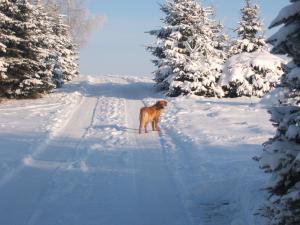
[155,100,168,109]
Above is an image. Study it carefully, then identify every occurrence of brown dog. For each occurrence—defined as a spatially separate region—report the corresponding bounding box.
[139,100,168,134]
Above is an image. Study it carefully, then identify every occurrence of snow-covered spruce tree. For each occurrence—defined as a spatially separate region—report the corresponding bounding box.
[258,1,300,225]
[56,16,79,83]
[229,0,265,55]
[48,11,79,86]
[221,0,284,98]
[0,41,7,82]
[29,2,78,88]
[147,0,226,97]
[31,3,66,88]
[0,0,55,98]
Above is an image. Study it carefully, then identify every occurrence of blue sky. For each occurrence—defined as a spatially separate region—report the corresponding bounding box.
[79,0,287,76]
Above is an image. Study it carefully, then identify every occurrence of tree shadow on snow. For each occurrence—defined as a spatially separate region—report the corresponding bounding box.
[197,99,258,107]
[58,80,162,100]
[0,131,156,225]
[92,124,138,132]
[0,131,140,185]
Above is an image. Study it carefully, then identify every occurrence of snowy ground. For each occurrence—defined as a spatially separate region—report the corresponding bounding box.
[0,75,273,225]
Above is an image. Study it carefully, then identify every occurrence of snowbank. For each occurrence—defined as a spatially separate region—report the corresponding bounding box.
[221,50,286,97]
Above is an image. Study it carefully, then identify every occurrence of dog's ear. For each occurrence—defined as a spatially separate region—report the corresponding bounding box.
[155,101,163,109]
[159,100,167,107]
[156,100,167,109]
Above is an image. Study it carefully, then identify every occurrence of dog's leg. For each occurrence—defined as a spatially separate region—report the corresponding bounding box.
[139,118,143,134]
[145,122,149,133]
[139,120,146,134]
[139,110,145,134]
[152,120,155,131]
[155,118,160,132]
[152,116,157,131]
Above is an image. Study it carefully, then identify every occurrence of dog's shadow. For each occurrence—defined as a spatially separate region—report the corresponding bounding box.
[93,124,138,133]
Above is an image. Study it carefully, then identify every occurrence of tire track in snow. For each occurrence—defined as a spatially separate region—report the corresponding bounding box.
[25,94,103,225]
[0,76,192,225]
[157,99,268,225]
[28,78,180,225]
[24,80,137,225]
[0,92,83,188]
[0,79,103,225]
[121,97,192,225]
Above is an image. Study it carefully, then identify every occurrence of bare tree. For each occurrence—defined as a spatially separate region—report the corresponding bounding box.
[31,0,105,47]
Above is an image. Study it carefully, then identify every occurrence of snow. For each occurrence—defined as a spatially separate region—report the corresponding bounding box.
[286,124,300,140]
[222,50,285,86]
[0,42,6,52]
[0,75,274,225]
[260,87,285,106]
[269,1,300,28]
[268,22,299,48]
[287,66,300,83]
[221,50,285,97]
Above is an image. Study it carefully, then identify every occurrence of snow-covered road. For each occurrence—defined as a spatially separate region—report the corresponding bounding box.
[0,75,274,225]
[0,76,191,225]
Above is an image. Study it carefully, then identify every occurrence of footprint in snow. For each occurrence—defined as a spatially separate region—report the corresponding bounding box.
[234,122,248,125]
[207,112,219,118]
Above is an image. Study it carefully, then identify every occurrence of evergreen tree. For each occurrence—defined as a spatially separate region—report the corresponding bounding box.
[0,0,55,98]
[221,0,283,98]
[0,41,7,81]
[0,0,78,96]
[229,0,265,55]
[32,3,65,88]
[27,1,78,88]
[258,1,300,224]
[52,14,78,83]
[45,9,78,87]
[148,0,226,97]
